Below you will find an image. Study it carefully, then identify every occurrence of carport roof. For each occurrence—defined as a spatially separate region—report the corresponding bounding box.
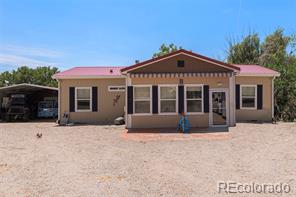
[0,83,58,94]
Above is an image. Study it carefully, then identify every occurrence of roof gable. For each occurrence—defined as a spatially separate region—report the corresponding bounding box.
[121,49,240,73]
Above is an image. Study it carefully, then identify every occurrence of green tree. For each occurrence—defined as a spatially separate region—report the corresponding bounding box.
[0,66,59,87]
[259,29,296,121]
[0,71,14,86]
[153,43,182,58]
[33,66,59,87]
[259,29,290,68]
[12,66,34,84]
[226,33,260,64]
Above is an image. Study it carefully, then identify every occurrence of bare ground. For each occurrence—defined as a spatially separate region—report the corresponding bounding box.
[0,122,296,197]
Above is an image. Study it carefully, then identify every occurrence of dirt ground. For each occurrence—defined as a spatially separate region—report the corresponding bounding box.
[0,122,296,196]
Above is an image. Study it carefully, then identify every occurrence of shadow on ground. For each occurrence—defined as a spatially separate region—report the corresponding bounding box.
[127,127,229,134]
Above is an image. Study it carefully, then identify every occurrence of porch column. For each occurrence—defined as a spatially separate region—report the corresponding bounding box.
[229,74,236,126]
[58,80,61,121]
[126,74,132,129]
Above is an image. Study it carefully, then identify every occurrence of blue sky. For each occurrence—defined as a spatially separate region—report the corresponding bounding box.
[0,0,295,72]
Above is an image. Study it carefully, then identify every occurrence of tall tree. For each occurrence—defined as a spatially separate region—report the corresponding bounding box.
[12,66,34,84]
[153,43,182,58]
[259,29,290,68]
[0,71,14,86]
[226,33,260,64]
[33,66,59,87]
[260,30,296,121]
[0,66,59,87]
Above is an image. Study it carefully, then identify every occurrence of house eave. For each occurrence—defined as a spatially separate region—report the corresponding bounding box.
[237,73,280,77]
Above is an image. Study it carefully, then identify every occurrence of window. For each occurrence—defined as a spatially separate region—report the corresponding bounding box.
[185,85,203,113]
[108,86,125,92]
[177,60,185,67]
[241,85,257,109]
[134,86,151,114]
[75,87,92,111]
[159,85,177,114]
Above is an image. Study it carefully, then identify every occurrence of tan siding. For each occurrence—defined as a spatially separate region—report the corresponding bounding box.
[60,78,125,124]
[130,76,229,128]
[131,54,232,73]
[132,115,209,129]
[236,76,273,122]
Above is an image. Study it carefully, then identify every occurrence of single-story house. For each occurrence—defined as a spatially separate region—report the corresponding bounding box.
[53,49,280,128]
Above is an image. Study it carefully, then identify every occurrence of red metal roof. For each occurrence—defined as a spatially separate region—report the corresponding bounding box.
[52,52,280,79]
[121,49,240,72]
[53,66,125,78]
[234,64,280,76]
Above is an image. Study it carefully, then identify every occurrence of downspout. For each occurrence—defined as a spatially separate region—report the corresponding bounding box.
[272,76,275,119]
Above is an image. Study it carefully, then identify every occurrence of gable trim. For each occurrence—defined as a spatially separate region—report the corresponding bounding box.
[121,49,240,74]
[128,72,234,78]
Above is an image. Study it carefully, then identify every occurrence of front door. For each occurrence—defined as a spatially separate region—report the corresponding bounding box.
[210,90,228,127]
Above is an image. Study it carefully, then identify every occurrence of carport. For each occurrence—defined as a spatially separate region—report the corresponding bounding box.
[0,83,58,121]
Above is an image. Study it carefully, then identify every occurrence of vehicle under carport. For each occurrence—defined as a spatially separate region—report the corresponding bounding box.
[0,83,58,121]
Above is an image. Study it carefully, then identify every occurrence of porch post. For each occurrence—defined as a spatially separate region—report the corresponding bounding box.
[126,74,132,129]
[58,79,61,121]
[229,73,236,126]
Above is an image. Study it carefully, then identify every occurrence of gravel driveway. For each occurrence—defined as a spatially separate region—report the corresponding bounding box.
[0,122,295,196]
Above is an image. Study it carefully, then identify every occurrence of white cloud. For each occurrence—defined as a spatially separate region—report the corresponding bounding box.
[0,45,64,58]
[0,54,58,67]
[0,45,63,69]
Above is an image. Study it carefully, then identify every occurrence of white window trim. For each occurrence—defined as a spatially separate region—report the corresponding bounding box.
[240,85,257,110]
[108,86,126,92]
[184,84,204,115]
[158,84,178,115]
[133,85,152,115]
[75,87,92,112]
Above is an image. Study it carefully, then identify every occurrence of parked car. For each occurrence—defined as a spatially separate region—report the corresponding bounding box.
[38,101,58,118]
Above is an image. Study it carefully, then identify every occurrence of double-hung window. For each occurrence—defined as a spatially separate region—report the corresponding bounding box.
[134,86,151,114]
[241,85,257,109]
[159,85,177,114]
[185,85,203,113]
[75,87,92,111]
